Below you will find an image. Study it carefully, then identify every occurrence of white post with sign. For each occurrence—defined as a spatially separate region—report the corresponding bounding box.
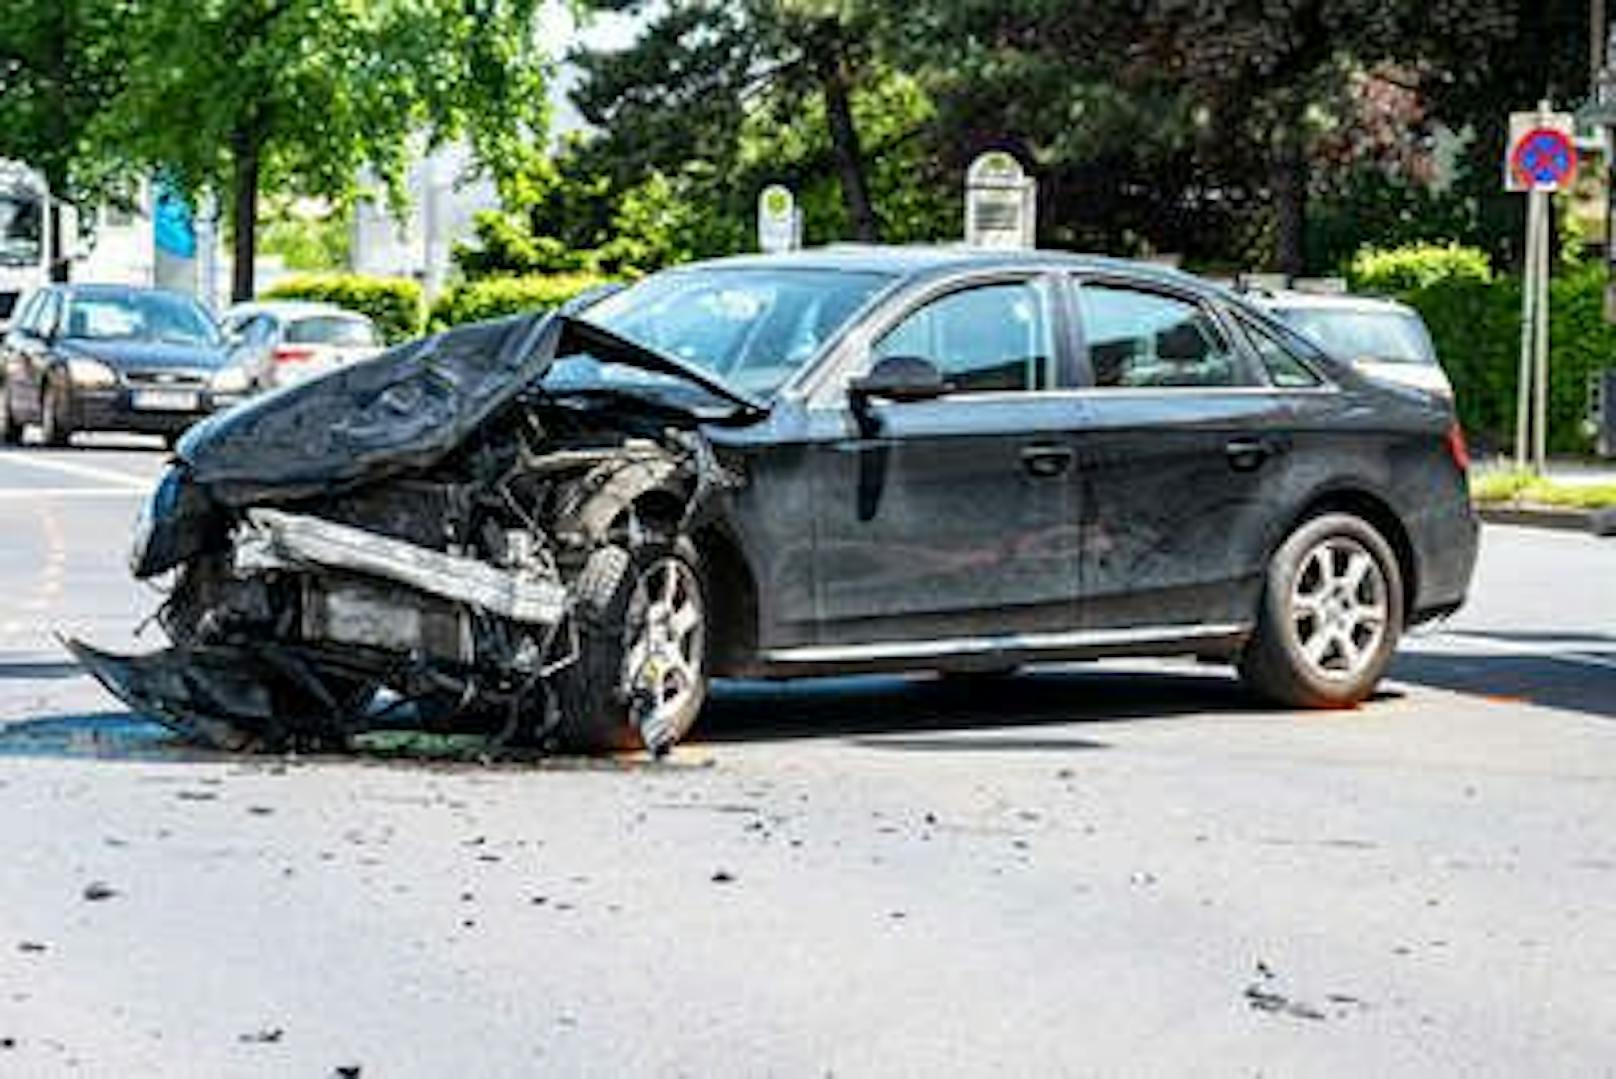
[757,184,801,254]
[1506,101,1578,474]
[965,152,1037,248]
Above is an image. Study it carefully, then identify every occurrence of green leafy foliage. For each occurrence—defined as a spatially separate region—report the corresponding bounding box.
[263,273,424,343]
[427,273,613,330]
[1397,264,1616,455]
[259,204,351,272]
[1347,243,1493,293]
[101,0,551,298]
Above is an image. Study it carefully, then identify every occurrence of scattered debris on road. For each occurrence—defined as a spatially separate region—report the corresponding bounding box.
[238,1028,284,1044]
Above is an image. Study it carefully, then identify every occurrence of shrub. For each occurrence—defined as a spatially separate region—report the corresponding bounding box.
[427,273,614,330]
[262,273,424,343]
[1399,264,1616,455]
[1347,243,1493,294]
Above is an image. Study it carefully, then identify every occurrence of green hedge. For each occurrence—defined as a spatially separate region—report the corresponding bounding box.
[262,273,424,343]
[1399,265,1615,455]
[1347,243,1493,294]
[427,272,613,330]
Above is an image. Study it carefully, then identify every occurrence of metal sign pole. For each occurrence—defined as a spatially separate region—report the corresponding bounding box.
[1534,189,1552,474]
[1516,190,1540,471]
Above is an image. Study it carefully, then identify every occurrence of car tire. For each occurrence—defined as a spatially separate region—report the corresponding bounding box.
[1238,512,1404,709]
[0,383,21,445]
[40,373,72,448]
[553,537,708,754]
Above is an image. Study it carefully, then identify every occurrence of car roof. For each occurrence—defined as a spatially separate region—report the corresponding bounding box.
[54,283,203,305]
[674,244,1228,295]
[1248,289,1418,316]
[226,300,369,321]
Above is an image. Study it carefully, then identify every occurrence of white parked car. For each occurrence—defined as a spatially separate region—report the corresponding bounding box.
[1250,290,1453,399]
[218,300,384,392]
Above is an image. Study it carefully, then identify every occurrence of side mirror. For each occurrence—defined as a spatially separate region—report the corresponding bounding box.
[851,354,949,401]
[849,355,950,435]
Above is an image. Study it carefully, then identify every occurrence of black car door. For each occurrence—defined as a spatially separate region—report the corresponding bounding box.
[802,273,1087,650]
[1066,274,1298,630]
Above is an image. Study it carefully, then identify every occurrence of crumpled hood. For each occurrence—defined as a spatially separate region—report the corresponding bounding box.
[174,310,764,507]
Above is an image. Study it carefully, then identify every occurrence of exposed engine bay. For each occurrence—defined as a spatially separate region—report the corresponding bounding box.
[70,311,752,756]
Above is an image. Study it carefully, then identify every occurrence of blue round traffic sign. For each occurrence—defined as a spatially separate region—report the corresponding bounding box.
[1511,128,1578,189]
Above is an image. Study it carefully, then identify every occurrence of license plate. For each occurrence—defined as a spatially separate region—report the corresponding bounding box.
[130,389,200,411]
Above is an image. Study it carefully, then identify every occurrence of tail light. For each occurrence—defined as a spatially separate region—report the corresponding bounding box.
[272,346,315,364]
[1445,422,1470,472]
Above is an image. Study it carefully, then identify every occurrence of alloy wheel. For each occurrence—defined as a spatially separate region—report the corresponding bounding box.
[621,555,705,748]
[1288,535,1389,681]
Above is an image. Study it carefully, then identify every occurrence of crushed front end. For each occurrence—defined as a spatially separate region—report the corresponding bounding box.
[71,312,749,755]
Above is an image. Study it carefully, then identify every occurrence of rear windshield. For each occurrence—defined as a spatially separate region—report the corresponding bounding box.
[1273,307,1436,366]
[286,316,378,347]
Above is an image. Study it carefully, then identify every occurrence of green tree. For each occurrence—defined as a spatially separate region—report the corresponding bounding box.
[902,0,1517,272]
[0,0,133,278]
[107,0,551,301]
[574,0,896,242]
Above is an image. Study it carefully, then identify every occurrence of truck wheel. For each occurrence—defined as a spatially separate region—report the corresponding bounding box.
[0,383,20,445]
[40,374,72,447]
[553,538,708,754]
[1238,512,1404,709]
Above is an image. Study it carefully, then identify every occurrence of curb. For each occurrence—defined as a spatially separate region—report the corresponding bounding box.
[1476,503,1616,535]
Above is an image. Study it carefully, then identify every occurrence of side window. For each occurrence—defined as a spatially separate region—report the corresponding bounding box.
[1238,315,1322,388]
[246,317,277,346]
[1077,284,1245,389]
[872,280,1055,393]
[10,292,41,334]
[35,293,62,338]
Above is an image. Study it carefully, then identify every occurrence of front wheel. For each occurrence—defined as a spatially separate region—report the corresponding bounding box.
[40,373,73,447]
[0,382,21,445]
[1238,513,1404,709]
[553,539,708,754]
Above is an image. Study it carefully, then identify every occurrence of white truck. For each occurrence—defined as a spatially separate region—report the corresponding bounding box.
[1,159,167,327]
[0,160,55,327]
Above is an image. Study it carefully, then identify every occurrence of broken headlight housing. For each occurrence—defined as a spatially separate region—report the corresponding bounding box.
[129,466,219,579]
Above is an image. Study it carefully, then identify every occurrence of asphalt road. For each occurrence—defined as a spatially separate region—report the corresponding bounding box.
[1,440,1613,1077]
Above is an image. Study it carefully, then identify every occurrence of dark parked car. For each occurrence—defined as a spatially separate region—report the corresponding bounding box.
[72,248,1478,755]
[0,284,241,447]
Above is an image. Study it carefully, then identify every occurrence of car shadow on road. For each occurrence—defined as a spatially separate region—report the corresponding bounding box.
[0,659,87,681]
[694,664,1267,748]
[1392,646,1616,721]
[0,711,216,761]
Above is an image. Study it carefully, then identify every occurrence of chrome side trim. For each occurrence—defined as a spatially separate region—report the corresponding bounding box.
[762,623,1247,665]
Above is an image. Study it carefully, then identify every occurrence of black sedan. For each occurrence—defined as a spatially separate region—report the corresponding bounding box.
[0,284,244,447]
[73,247,1477,754]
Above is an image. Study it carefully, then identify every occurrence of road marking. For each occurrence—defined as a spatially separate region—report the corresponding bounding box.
[1412,631,1616,673]
[0,454,152,490]
[0,487,146,500]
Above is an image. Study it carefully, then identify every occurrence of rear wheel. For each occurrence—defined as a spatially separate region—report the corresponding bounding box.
[553,538,708,754]
[0,383,20,445]
[1238,513,1404,709]
[40,373,72,447]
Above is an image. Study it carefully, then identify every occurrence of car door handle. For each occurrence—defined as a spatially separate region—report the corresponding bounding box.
[1021,444,1075,478]
[1225,438,1273,471]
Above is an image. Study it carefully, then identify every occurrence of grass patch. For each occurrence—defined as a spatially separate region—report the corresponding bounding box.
[1472,470,1616,510]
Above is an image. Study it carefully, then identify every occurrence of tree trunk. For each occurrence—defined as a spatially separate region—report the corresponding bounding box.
[814,34,878,243]
[1270,101,1308,278]
[47,194,69,283]
[230,127,262,302]
[44,10,70,282]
